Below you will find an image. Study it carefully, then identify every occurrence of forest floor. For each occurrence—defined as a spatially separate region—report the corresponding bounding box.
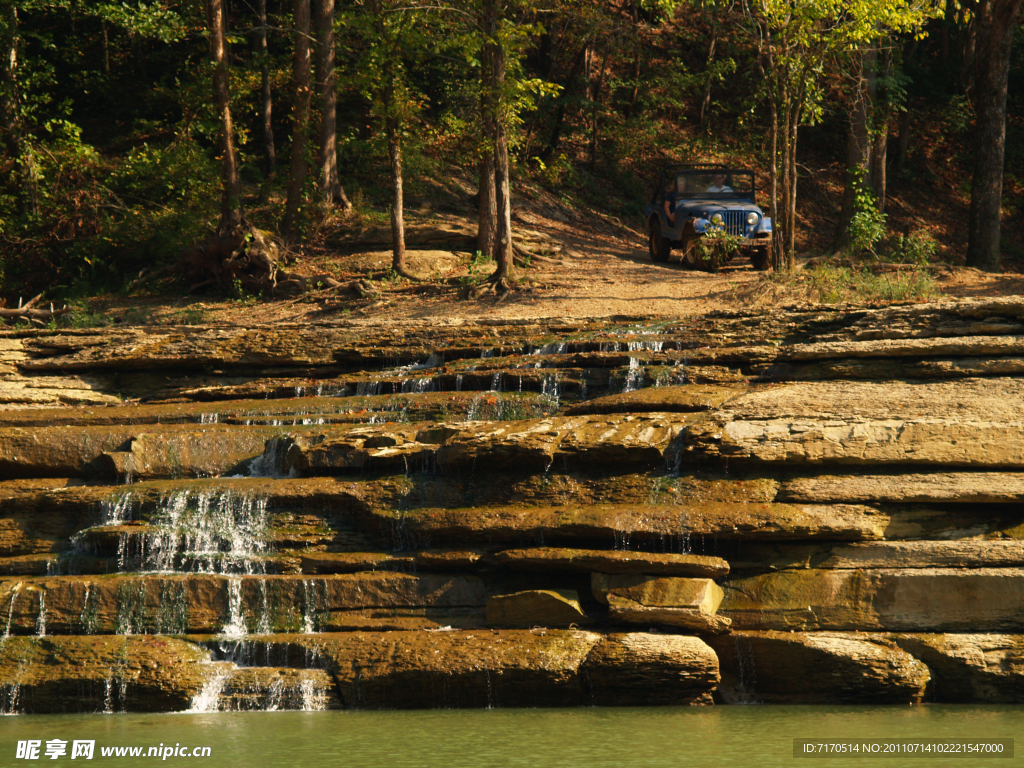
[83,175,1024,328]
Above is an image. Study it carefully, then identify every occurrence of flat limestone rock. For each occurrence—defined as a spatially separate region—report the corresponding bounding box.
[384,502,890,547]
[0,572,487,636]
[688,414,1024,467]
[300,550,484,574]
[592,574,730,632]
[890,634,1024,703]
[563,385,745,415]
[583,633,719,705]
[0,635,210,713]
[302,629,604,708]
[491,548,729,578]
[814,541,1024,569]
[780,472,1024,503]
[728,540,1024,572]
[0,424,287,480]
[289,414,692,474]
[320,607,486,631]
[780,335,1024,362]
[486,589,590,628]
[721,379,1024,422]
[708,631,930,704]
[721,568,1024,632]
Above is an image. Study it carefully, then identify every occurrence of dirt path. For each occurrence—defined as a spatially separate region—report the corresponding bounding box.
[88,202,1024,327]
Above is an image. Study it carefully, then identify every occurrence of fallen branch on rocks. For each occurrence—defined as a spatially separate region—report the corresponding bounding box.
[0,294,71,325]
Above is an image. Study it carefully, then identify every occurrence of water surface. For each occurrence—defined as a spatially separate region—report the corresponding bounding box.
[3,705,1020,767]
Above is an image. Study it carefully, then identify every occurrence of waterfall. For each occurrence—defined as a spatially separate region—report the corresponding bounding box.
[220,579,247,637]
[188,664,231,713]
[34,593,45,637]
[622,358,644,392]
[112,490,271,575]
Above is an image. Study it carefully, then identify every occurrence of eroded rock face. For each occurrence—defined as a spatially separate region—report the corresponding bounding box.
[5,301,1024,710]
[486,590,590,628]
[709,631,930,704]
[0,635,210,713]
[721,568,1024,632]
[491,548,729,578]
[563,385,745,415]
[583,633,719,705]
[308,629,603,709]
[0,573,487,636]
[780,472,1024,504]
[593,574,730,633]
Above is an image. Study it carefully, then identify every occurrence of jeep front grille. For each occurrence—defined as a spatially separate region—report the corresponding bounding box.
[723,211,745,236]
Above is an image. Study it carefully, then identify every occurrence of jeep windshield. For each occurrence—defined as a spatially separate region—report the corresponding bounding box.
[664,170,755,200]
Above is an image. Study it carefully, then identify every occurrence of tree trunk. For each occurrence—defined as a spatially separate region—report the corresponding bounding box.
[485,0,513,284]
[206,0,243,233]
[477,40,498,259]
[283,0,312,240]
[966,0,1024,271]
[257,0,276,201]
[836,49,874,250]
[384,79,407,276]
[786,92,799,269]
[868,47,890,211]
[0,5,38,219]
[700,35,718,125]
[314,0,350,210]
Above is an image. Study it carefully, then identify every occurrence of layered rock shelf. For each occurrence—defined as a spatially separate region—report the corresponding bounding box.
[2,296,1024,712]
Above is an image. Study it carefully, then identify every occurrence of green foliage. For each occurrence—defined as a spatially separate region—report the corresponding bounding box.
[888,230,938,266]
[458,250,495,294]
[696,228,744,270]
[848,186,887,257]
[792,264,938,303]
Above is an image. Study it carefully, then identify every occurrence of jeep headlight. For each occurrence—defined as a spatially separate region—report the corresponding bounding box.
[747,212,759,226]
[710,213,724,226]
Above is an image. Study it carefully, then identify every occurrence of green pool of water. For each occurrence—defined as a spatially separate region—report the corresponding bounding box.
[2,705,1021,767]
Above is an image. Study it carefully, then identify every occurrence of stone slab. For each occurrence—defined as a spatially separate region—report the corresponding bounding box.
[708,631,930,704]
[780,472,1024,503]
[890,634,1024,703]
[491,548,729,578]
[721,568,1024,632]
[592,574,730,632]
[582,633,719,706]
[0,635,210,713]
[486,589,590,628]
[563,385,745,415]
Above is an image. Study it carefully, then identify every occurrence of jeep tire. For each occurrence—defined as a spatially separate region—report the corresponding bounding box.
[680,220,700,270]
[752,246,771,271]
[648,218,671,262]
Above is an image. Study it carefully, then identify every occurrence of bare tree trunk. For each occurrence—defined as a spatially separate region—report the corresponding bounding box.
[484,0,513,285]
[206,0,243,233]
[836,49,873,249]
[780,74,792,267]
[868,47,889,211]
[477,43,498,258]
[101,20,110,75]
[0,5,38,219]
[700,35,718,125]
[314,0,350,210]
[283,0,312,239]
[786,94,799,269]
[966,0,1024,271]
[589,46,610,171]
[257,0,276,201]
[384,78,407,276]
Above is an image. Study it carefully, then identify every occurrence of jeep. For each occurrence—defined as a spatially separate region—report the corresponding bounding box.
[644,164,773,271]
